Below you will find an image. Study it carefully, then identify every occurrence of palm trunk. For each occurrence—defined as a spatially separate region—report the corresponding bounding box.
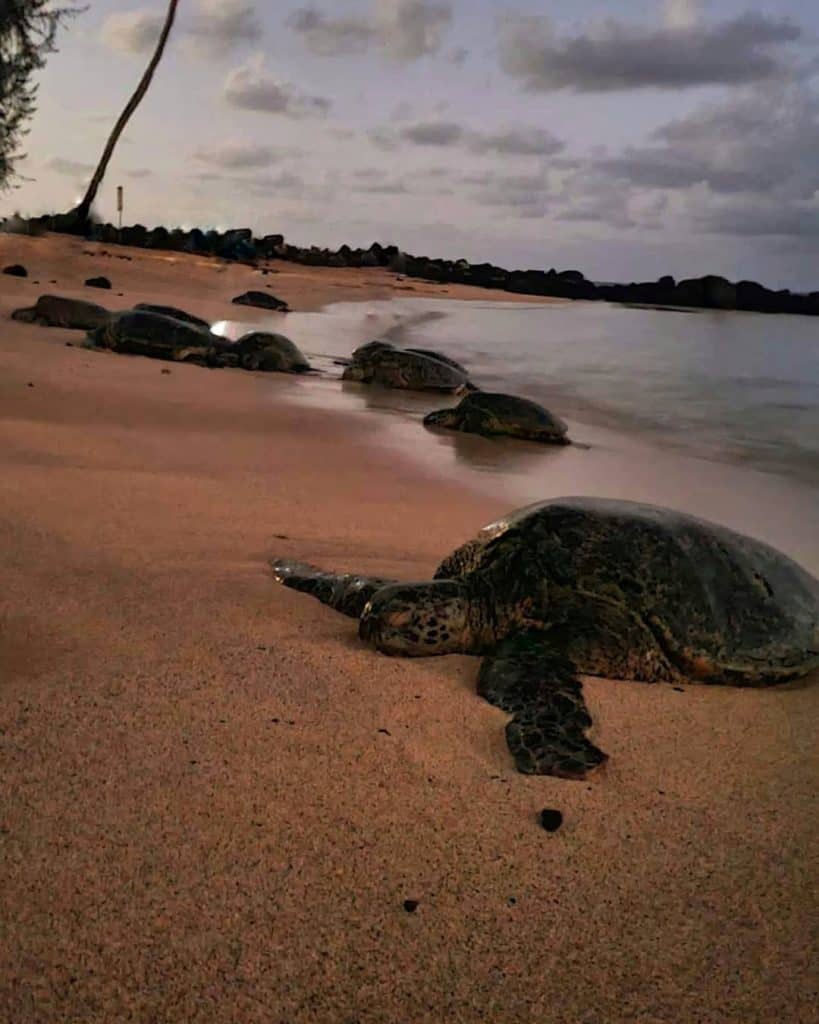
[70,0,179,226]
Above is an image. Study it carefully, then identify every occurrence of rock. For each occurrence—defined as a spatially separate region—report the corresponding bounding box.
[231,291,289,312]
[145,226,170,249]
[218,228,256,261]
[134,303,211,331]
[702,275,737,310]
[540,808,563,832]
[12,294,111,330]
[85,276,112,289]
[389,251,408,274]
[403,900,419,913]
[3,264,28,277]
[234,331,311,373]
[120,224,148,248]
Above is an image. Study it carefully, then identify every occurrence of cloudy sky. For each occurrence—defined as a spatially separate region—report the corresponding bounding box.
[7,0,819,288]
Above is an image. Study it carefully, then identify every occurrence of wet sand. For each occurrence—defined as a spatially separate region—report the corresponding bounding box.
[1,234,817,1023]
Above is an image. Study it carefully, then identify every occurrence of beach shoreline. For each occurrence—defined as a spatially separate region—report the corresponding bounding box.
[1,235,817,1023]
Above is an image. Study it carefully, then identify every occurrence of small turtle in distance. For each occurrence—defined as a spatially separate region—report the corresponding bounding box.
[425,392,570,445]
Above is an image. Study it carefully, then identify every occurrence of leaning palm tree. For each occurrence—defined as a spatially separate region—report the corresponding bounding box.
[70,0,179,226]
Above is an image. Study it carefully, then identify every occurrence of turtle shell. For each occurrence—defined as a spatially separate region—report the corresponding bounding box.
[435,497,819,684]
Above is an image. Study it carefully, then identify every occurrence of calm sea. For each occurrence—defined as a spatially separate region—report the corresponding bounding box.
[219,297,819,568]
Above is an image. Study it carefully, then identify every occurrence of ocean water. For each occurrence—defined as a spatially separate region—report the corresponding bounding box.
[218,297,819,569]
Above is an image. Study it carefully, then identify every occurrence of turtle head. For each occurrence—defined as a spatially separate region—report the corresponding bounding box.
[359,580,470,656]
[423,408,459,430]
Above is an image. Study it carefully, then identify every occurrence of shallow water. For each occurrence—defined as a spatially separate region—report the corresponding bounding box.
[215,298,819,573]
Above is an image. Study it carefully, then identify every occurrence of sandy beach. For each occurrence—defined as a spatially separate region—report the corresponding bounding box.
[1,234,817,1023]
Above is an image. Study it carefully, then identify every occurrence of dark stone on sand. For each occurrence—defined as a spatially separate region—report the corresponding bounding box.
[403,900,419,913]
[3,264,27,277]
[232,290,289,312]
[540,808,563,833]
[85,276,112,290]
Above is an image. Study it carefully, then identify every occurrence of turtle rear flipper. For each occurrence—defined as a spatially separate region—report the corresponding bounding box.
[478,631,608,779]
[270,558,397,618]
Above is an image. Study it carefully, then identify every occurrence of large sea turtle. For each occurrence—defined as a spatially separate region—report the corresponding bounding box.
[271,498,819,779]
[134,303,211,331]
[350,340,469,376]
[12,294,110,330]
[234,331,311,373]
[343,344,473,393]
[425,392,570,444]
[87,309,233,365]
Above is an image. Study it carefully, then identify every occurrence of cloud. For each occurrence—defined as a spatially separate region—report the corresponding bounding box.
[547,80,819,238]
[193,142,283,169]
[664,0,702,30]
[45,157,94,177]
[402,121,464,145]
[288,0,452,61]
[597,84,819,200]
[125,168,154,179]
[374,120,565,156]
[465,171,551,218]
[352,179,409,195]
[286,7,373,56]
[698,201,819,237]
[497,11,801,92]
[468,127,564,156]
[186,0,260,57]
[100,9,164,54]
[223,56,331,116]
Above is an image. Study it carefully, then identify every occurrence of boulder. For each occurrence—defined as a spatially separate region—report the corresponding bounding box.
[3,263,28,277]
[231,290,290,312]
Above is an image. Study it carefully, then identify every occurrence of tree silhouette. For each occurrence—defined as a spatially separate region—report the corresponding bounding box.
[0,1,80,190]
[71,0,179,226]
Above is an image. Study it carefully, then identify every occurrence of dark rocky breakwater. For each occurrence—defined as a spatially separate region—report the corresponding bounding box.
[6,212,819,318]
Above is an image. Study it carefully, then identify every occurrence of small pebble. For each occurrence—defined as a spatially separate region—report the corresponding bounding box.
[403,899,419,913]
[540,808,563,832]
[160,368,171,375]
[26,382,34,388]
[673,686,685,692]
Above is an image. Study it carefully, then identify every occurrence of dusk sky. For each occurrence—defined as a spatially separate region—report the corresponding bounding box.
[7,0,819,288]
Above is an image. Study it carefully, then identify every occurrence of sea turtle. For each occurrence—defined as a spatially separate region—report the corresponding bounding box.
[405,348,469,375]
[350,340,468,376]
[86,309,233,365]
[271,498,819,779]
[343,345,473,393]
[425,392,570,445]
[234,331,311,373]
[12,294,110,330]
[134,303,211,331]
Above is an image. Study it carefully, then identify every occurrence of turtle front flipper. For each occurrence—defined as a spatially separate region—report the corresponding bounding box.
[478,631,608,780]
[270,558,397,619]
